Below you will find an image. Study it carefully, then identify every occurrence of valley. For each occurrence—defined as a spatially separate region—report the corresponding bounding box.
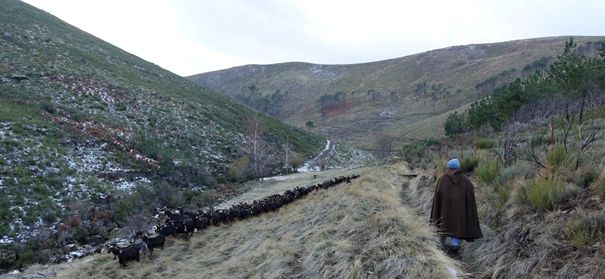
[190,36,604,149]
[2,0,605,278]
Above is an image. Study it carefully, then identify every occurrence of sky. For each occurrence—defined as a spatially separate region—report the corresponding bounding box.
[22,0,605,76]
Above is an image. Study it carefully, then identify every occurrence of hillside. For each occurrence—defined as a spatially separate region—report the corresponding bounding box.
[189,36,604,148]
[5,164,463,279]
[0,0,325,270]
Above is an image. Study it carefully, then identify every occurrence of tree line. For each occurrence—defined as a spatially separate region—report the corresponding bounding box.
[445,38,605,136]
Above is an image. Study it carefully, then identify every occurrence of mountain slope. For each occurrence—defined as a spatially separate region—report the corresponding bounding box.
[0,0,323,268]
[189,36,604,148]
[11,164,462,279]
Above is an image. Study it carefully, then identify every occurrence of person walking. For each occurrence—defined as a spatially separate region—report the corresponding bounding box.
[430,158,482,252]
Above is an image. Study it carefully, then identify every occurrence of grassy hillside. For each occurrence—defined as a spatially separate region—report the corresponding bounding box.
[189,36,604,148]
[0,0,323,269]
[10,164,463,279]
[398,41,605,277]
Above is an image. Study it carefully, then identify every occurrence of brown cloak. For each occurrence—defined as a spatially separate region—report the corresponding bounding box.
[430,170,483,240]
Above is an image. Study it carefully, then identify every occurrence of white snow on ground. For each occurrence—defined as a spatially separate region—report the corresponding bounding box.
[64,142,127,174]
[0,236,14,244]
[297,140,331,173]
[114,177,151,192]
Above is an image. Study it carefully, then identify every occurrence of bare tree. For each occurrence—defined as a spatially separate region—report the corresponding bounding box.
[574,120,600,170]
[246,115,275,178]
[283,136,290,173]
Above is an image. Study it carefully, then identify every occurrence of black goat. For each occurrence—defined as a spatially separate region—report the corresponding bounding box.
[142,234,166,256]
[157,223,177,237]
[108,244,142,267]
[153,175,360,239]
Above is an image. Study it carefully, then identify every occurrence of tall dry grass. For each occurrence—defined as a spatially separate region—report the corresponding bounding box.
[41,165,460,279]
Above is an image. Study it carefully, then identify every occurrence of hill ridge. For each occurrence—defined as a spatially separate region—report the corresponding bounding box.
[189,36,604,148]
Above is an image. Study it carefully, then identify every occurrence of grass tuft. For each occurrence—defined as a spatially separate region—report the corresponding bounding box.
[546,144,567,169]
[521,175,565,211]
[475,138,496,149]
[475,159,500,184]
[564,214,605,249]
[461,154,479,173]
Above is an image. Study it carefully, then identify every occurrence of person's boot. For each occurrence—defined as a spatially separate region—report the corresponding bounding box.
[450,237,461,252]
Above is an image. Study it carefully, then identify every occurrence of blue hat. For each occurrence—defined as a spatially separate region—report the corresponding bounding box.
[447,159,460,169]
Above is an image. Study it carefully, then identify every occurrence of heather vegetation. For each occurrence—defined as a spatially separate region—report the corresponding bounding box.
[0,0,327,271]
[417,38,605,277]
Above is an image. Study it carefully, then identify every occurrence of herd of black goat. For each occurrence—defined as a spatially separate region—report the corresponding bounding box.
[106,175,360,267]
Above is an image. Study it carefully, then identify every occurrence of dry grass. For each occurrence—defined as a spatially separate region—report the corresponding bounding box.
[404,164,605,279]
[20,165,461,279]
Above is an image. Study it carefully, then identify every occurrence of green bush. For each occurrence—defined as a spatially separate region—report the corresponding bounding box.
[496,162,531,185]
[546,144,567,168]
[475,138,496,149]
[524,176,565,211]
[564,216,605,249]
[460,155,479,173]
[402,143,423,160]
[574,168,598,188]
[475,159,500,184]
[38,101,56,114]
[444,111,465,136]
[136,136,166,161]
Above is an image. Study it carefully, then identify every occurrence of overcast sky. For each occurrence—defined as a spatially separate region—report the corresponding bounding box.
[22,0,605,76]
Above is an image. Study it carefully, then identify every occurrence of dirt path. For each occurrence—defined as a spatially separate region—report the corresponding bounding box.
[398,169,481,278]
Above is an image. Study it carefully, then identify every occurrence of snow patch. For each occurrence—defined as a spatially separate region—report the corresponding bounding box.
[114,176,151,192]
[0,236,14,244]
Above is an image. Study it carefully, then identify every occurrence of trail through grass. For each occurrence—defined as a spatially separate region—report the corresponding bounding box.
[6,165,462,279]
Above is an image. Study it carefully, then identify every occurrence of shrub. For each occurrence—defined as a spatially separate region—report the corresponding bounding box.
[38,101,56,114]
[136,136,163,160]
[574,167,599,188]
[475,159,500,184]
[496,162,531,185]
[444,111,465,136]
[191,189,220,207]
[402,143,423,161]
[228,155,252,182]
[460,155,479,173]
[524,176,565,211]
[564,216,605,249]
[475,138,496,149]
[546,144,567,169]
